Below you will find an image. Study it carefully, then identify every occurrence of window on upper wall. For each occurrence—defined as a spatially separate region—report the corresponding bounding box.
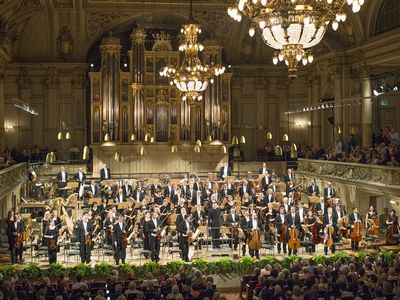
[375,0,400,35]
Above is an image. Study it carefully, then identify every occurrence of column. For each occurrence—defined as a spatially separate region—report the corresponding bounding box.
[361,70,373,147]
[311,75,321,148]
[0,61,4,151]
[334,67,343,143]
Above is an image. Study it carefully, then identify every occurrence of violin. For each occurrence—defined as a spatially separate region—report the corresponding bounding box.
[288,227,300,250]
[350,219,363,242]
[386,216,399,245]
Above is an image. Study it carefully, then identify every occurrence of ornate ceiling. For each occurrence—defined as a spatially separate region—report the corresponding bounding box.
[0,0,393,70]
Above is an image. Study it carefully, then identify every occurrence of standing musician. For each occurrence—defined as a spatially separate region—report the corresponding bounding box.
[57,166,68,198]
[307,180,320,196]
[240,210,251,256]
[77,212,93,263]
[239,180,252,199]
[226,207,240,250]
[259,162,269,174]
[154,190,164,206]
[133,184,145,202]
[7,212,25,264]
[177,213,192,262]
[386,209,399,245]
[208,202,222,249]
[100,164,111,181]
[284,168,295,183]
[263,202,276,244]
[74,167,86,199]
[113,214,128,265]
[297,202,307,240]
[334,205,347,239]
[219,183,231,199]
[276,207,288,255]
[365,205,379,237]
[104,211,116,245]
[247,213,262,259]
[219,161,232,180]
[315,197,327,216]
[122,180,133,199]
[286,205,301,255]
[43,218,59,264]
[140,211,151,258]
[192,205,206,229]
[145,212,161,262]
[324,182,336,199]
[192,190,205,207]
[323,207,337,255]
[349,207,362,251]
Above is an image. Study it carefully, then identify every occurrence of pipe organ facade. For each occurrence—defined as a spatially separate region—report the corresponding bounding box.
[89,29,232,146]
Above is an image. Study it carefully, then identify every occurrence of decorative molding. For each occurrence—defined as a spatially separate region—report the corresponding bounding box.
[53,0,73,8]
[297,158,400,191]
[86,11,131,41]
[0,163,28,197]
[18,0,40,9]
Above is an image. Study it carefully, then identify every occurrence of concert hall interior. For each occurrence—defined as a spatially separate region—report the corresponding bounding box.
[1,0,400,299]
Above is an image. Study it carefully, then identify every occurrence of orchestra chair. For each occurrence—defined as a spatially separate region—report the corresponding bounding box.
[67,241,81,263]
[262,241,275,255]
[300,240,314,255]
[102,244,115,261]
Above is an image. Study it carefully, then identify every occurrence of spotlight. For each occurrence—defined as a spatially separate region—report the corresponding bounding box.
[90,63,94,68]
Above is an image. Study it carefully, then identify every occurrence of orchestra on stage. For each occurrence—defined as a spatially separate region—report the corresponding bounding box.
[6,162,400,265]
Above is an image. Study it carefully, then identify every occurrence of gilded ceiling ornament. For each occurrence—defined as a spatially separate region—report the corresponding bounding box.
[152,31,173,52]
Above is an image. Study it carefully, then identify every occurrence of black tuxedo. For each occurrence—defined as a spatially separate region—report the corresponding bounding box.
[239,185,252,198]
[265,193,275,203]
[122,184,133,198]
[132,189,145,202]
[85,184,100,197]
[208,207,222,248]
[315,202,328,216]
[150,184,160,196]
[275,213,288,254]
[100,168,111,181]
[259,167,269,174]
[76,220,93,263]
[324,187,336,198]
[191,210,206,229]
[261,176,271,189]
[186,189,196,200]
[74,171,86,182]
[219,188,232,199]
[247,219,263,258]
[226,213,240,226]
[177,220,191,261]
[191,195,205,207]
[7,220,25,264]
[113,222,127,264]
[307,184,320,195]
[284,173,295,183]
[219,166,232,180]
[349,213,363,250]
[57,171,68,184]
[144,218,161,261]
[163,186,174,198]
[154,195,164,206]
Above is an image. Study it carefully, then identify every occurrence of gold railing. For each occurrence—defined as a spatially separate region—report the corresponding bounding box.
[297,159,400,188]
[0,162,28,195]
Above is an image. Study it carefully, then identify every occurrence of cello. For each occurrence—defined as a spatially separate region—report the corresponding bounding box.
[248,228,262,251]
[324,225,334,247]
[386,214,399,245]
[350,219,363,243]
[288,227,300,251]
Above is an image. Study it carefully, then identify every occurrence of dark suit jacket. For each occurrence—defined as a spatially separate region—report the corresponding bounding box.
[177,219,190,236]
[100,168,111,181]
[261,176,271,189]
[284,173,295,183]
[192,210,206,228]
[265,193,275,203]
[144,219,158,237]
[57,171,68,183]
[208,208,222,228]
[219,188,232,199]
[122,184,133,198]
[315,202,328,216]
[307,184,320,195]
[191,195,205,207]
[349,213,362,232]
[132,189,145,201]
[7,221,25,246]
[286,212,301,230]
[163,186,174,198]
[324,187,336,198]
[323,214,338,228]
[176,214,186,228]
[239,186,252,198]
[219,166,232,180]
[85,184,100,197]
[113,222,128,247]
[76,220,93,244]
[275,214,287,235]
[259,168,269,174]
[226,213,240,226]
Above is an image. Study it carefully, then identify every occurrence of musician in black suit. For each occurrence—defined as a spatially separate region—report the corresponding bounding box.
[286,206,301,255]
[284,168,295,183]
[176,207,188,229]
[7,212,25,264]
[219,162,232,180]
[275,207,287,254]
[163,183,174,198]
[323,207,338,255]
[307,180,320,196]
[247,213,263,259]
[349,207,362,251]
[154,190,164,206]
[74,167,86,199]
[113,215,128,265]
[133,186,145,202]
[100,164,111,181]
[192,205,206,229]
[239,180,252,199]
[57,166,68,198]
[191,190,205,207]
[265,189,275,203]
[219,183,232,199]
[85,180,100,198]
[208,202,222,248]
[186,184,196,201]
[226,207,240,250]
[297,202,307,240]
[177,214,191,262]
[315,197,328,216]
[324,182,336,198]
[76,212,93,263]
[261,173,271,190]
[259,162,269,175]
[145,212,161,262]
[240,210,251,256]
[122,180,133,199]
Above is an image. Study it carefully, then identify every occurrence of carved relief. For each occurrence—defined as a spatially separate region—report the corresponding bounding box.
[18,0,40,8]
[57,26,74,60]
[152,31,172,52]
[53,0,73,8]
[87,11,131,40]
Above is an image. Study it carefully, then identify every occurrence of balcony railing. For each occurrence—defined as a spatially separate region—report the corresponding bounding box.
[0,162,28,195]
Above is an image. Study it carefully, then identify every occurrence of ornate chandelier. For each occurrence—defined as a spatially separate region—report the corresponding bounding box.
[160,0,225,101]
[228,0,365,77]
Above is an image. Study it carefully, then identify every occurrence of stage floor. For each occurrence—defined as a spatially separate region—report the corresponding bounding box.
[0,239,389,268]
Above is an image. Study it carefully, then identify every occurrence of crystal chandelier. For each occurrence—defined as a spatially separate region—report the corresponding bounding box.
[160,0,225,101]
[228,0,365,77]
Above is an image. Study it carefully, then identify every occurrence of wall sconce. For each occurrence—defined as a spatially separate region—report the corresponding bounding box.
[82,146,89,160]
[282,134,289,142]
[45,151,56,163]
[274,145,283,156]
[58,132,63,140]
[337,126,342,134]
[221,145,227,154]
[104,133,111,142]
[266,132,272,140]
[144,133,151,142]
[290,143,298,158]
[130,133,136,141]
[196,140,202,147]
[139,146,145,156]
[150,137,155,143]
[65,132,71,140]
[171,145,178,153]
[5,125,14,133]
[206,135,212,142]
[194,145,201,153]
[240,136,246,144]
[231,136,239,145]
